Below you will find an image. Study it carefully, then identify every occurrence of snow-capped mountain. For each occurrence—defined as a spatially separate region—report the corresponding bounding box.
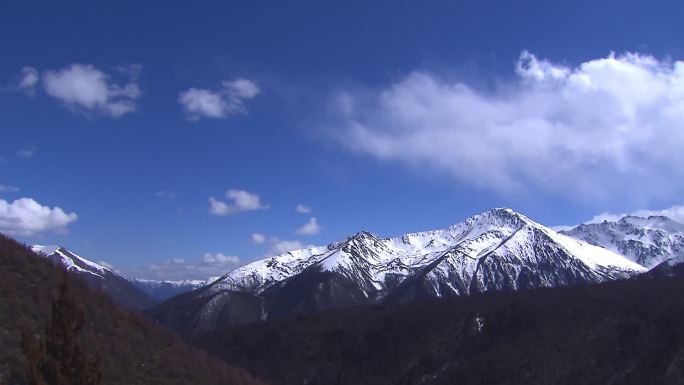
[560,216,684,269]
[31,245,156,310]
[149,208,646,333]
[131,277,219,301]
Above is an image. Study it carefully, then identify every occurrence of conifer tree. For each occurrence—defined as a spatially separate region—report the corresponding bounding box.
[21,273,102,385]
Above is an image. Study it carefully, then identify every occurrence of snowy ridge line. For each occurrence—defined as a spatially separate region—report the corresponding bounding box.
[31,245,113,279]
[207,208,647,298]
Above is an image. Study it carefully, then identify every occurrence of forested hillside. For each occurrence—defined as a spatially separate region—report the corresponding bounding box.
[196,275,684,385]
[0,234,265,385]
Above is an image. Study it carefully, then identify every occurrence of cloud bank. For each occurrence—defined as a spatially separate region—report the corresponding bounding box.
[0,197,78,236]
[329,51,684,202]
[0,185,20,193]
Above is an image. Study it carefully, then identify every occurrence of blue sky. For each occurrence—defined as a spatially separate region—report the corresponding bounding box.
[2,0,684,280]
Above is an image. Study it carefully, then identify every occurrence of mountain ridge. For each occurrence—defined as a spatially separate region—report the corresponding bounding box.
[149,208,647,334]
[31,245,157,310]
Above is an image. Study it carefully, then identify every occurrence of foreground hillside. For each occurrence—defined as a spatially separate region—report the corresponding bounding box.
[0,234,264,385]
[196,276,684,385]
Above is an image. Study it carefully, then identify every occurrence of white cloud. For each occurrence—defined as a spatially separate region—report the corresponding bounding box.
[0,185,19,193]
[328,51,684,202]
[586,205,684,225]
[269,239,306,255]
[16,146,37,158]
[98,260,116,270]
[97,260,122,274]
[223,78,260,99]
[0,197,77,236]
[155,190,177,200]
[201,252,240,265]
[295,203,311,213]
[251,232,266,244]
[296,217,321,235]
[130,252,241,281]
[178,78,259,120]
[209,189,268,216]
[18,67,39,94]
[251,234,315,255]
[42,63,141,118]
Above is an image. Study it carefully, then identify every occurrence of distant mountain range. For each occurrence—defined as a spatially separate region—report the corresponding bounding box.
[30,208,684,333]
[131,278,218,301]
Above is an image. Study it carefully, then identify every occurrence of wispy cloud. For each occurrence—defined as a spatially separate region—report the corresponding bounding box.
[18,67,39,95]
[268,239,308,255]
[155,190,177,200]
[0,185,20,193]
[209,189,268,216]
[179,78,259,120]
[16,146,37,158]
[250,232,266,244]
[327,51,684,203]
[128,252,241,281]
[1,66,39,94]
[295,203,311,213]
[249,232,314,255]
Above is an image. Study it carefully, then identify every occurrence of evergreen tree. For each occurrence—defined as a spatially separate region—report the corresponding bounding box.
[21,273,102,385]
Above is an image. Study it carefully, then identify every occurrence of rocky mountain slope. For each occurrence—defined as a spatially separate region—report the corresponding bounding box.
[31,245,157,310]
[149,208,645,334]
[561,215,684,268]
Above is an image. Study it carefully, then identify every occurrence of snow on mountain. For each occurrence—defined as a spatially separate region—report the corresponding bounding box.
[152,208,646,333]
[210,208,644,297]
[31,245,156,310]
[31,245,112,278]
[561,215,684,268]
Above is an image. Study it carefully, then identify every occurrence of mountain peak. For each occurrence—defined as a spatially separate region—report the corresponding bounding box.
[31,244,111,277]
[460,207,535,232]
[31,244,62,256]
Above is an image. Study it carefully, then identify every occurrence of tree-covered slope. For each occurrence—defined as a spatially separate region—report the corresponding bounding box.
[0,234,265,385]
[196,275,684,385]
